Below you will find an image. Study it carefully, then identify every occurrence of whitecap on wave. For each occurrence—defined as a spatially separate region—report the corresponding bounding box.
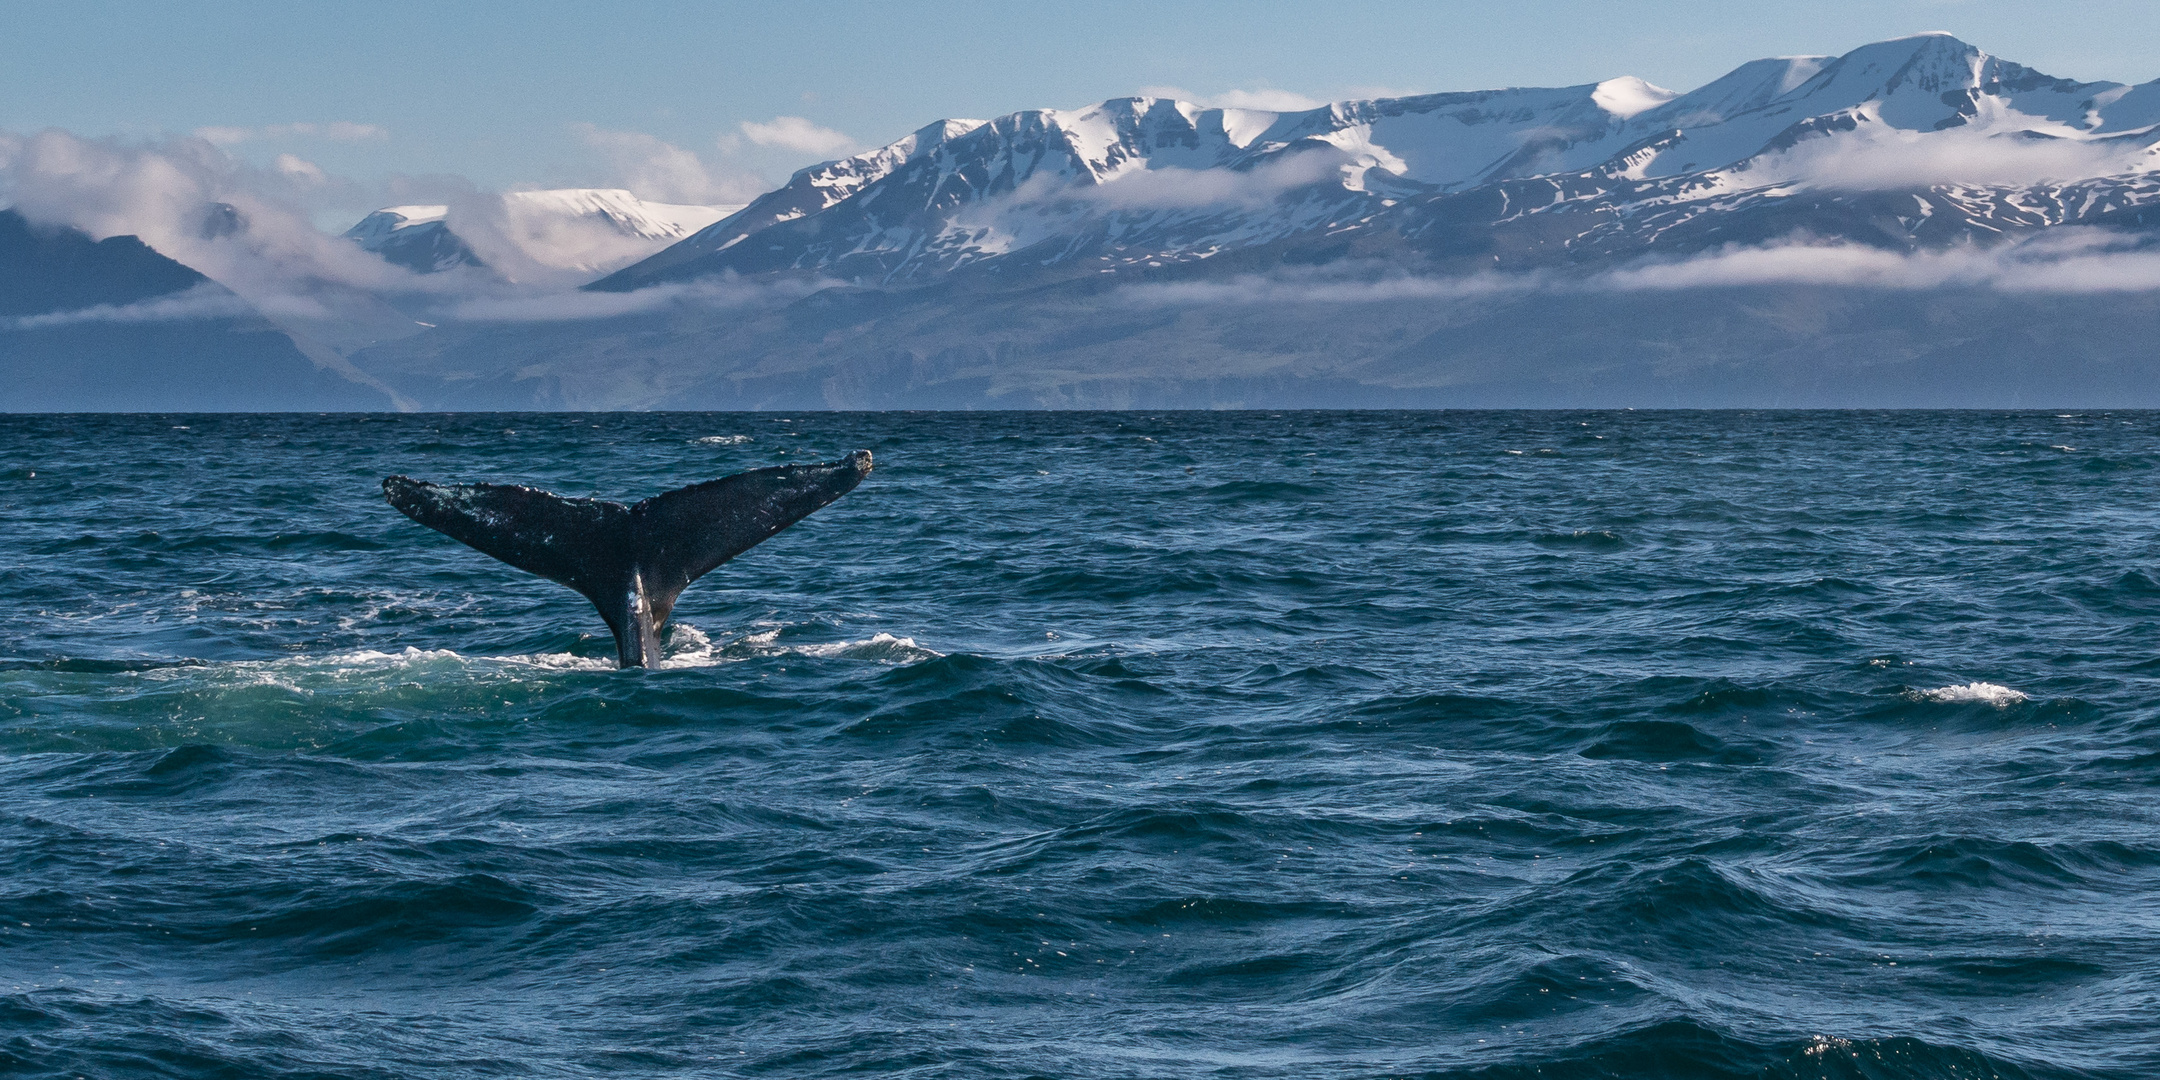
[107,624,938,686]
[315,647,617,673]
[1914,682,2029,706]
[726,627,941,664]
[133,646,482,689]
[510,624,940,670]
[692,435,753,445]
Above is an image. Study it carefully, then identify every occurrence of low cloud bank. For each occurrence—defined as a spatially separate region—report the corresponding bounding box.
[446,274,839,322]
[0,127,825,342]
[0,127,436,348]
[6,111,2157,355]
[1600,230,2160,293]
[1123,229,2160,306]
[1747,121,2153,192]
[4,283,256,329]
[1131,270,1541,306]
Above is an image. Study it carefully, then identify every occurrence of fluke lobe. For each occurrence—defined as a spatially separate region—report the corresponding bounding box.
[383,451,871,668]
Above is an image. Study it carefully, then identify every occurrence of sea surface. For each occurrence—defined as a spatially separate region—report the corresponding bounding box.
[4,410,2160,1080]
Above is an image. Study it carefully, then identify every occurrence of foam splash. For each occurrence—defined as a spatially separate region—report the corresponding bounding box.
[692,435,753,445]
[539,625,940,669]
[318,647,615,673]
[728,628,941,664]
[509,651,617,672]
[1917,682,2029,706]
[213,626,944,675]
[658,624,719,668]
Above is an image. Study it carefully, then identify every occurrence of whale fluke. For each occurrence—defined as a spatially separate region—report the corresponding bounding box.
[384,451,871,668]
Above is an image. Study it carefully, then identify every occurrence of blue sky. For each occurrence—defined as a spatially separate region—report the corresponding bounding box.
[3,0,2156,216]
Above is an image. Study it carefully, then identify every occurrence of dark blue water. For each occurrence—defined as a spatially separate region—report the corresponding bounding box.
[4,411,2160,1079]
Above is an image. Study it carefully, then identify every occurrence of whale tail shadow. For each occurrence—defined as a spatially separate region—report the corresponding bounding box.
[383,450,872,668]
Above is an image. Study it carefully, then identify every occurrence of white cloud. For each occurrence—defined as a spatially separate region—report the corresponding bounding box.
[1127,269,1541,306]
[1122,230,2160,306]
[0,128,457,352]
[446,274,838,322]
[1591,76,1679,119]
[194,122,387,145]
[272,153,327,185]
[736,116,856,156]
[0,123,846,378]
[1595,230,2160,293]
[1746,120,2144,192]
[5,283,257,328]
[572,123,767,206]
[1137,85,1327,112]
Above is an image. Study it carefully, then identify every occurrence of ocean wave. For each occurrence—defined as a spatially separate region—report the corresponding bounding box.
[0,628,944,754]
[12,626,941,684]
[725,627,941,664]
[12,412,2160,1076]
[1533,529,1628,551]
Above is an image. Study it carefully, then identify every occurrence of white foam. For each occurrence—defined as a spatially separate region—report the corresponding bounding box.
[657,624,719,668]
[110,625,937,687]
[503,625,940,670]
[724,628,941,664]
[1917,682,2029,705]
[513,651,616,672]
[693,435,753,445]
[786,632,938,661]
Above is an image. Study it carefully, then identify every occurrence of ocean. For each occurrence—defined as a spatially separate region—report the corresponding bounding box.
[4,410,2158,1079]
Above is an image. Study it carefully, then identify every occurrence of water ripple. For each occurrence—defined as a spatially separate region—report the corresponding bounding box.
[4,410,2160,1078]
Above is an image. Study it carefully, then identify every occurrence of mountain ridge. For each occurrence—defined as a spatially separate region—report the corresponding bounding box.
[0,210,395,411]
[585,33,2160,294]
[345,188,741,279]
[8,33,2159,411]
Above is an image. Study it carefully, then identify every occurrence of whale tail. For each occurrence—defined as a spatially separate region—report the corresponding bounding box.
[383,450,872,668]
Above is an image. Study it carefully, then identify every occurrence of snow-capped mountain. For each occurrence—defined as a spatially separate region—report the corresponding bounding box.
[593,33,2160,291]
[345,205,477,273]
[19,32,2158,412]
[347,189,740,278]
[599,120,983,287]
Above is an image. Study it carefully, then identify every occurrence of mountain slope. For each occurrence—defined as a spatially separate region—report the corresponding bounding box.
[342,34,2160,411]
[1,211,396,411]
[350,271,2160,410]
[345,206,481,273]
[345,189,740,279]
[586,120,984,290]
[591,34,2160,293]
[18,33,2158,411]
